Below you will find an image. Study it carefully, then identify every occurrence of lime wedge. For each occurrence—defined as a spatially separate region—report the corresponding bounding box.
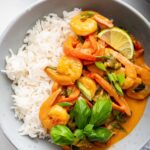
[98,27,134,59]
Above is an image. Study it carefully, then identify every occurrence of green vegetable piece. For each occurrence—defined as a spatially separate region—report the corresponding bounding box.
[84,124,94,135]
[96,55,111,60]
[77,81,92,101]
[66,88,72,96]
[94,128,113,143]
[74,98,91,129]
[114,82,124,96]
[95,61,107,71]
[113,110,128,123]
[50,125,74,146]
[111,121,126,132]
[58,102,72,107]
[117,74,125,86]
[74,129,85,140]
[107,73,124,96]
[107,73,117,82]
[90,96,112,126]
[84,124,113,142]
[80,11,95,20]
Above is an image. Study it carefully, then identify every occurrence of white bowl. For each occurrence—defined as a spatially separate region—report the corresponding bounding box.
[0,0,150,150]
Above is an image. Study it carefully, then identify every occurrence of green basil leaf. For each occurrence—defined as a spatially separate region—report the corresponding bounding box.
[93,128,113,142]
[90,96,112,126]
[77,82,92,101]
[84,124,94,135]
[95,61,107,71]
[84,124,112,143]
[74,98,91,129]
[50,125,74,146]
[74,129,85,140]
[117,74,125,86]
[58,102,72,107]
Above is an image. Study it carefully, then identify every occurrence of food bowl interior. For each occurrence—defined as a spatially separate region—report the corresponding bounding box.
[0,0,150,150]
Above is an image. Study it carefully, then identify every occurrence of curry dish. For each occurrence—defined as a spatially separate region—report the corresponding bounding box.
[39,11,150,150]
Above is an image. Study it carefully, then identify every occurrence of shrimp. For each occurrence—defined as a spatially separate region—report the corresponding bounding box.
[57,56,83,82]
[93,13,114,28]
[126,79,150,100]
[88,73,131,116]
[126,65,150,100]
[134,65,150,85]
[39,89,69,130]
[70,12,98,36]
[58,85,80,102]
[70,11,114,36]
[105,48,137,89]
[45,56,83,85]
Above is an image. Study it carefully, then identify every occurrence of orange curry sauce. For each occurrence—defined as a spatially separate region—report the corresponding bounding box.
[107,55,147,148]
[90,55,148,150]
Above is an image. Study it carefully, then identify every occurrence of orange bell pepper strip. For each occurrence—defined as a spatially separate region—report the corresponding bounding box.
[58,86,80,102]
[88,73,131,116]
[64,36,97,61]
[87,64,104,76]
[45,67,74,86]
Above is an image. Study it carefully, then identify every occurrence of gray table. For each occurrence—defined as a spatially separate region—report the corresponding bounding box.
[0,0,149,149]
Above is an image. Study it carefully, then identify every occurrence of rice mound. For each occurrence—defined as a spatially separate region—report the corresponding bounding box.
[5,8,81,138]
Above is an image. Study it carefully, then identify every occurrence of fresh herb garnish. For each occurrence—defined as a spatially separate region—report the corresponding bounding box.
[95,61,107,72]
[58,102,72,107]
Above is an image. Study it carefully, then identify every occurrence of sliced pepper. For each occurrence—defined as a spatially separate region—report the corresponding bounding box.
[95,61,107,72]
[77,81,92,101]
[88,73,131,116]
[87,64,104,76]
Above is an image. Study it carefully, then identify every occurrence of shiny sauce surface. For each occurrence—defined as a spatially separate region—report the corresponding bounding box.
[91,56,148,150]
[107,55,148,148]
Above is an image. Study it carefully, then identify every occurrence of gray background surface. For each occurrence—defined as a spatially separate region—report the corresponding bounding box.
[0,0,149,149]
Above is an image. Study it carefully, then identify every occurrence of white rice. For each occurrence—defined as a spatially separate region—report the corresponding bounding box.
[4,8,81,138]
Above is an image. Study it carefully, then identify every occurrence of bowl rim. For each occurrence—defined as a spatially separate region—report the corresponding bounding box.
[0,0,150,149]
